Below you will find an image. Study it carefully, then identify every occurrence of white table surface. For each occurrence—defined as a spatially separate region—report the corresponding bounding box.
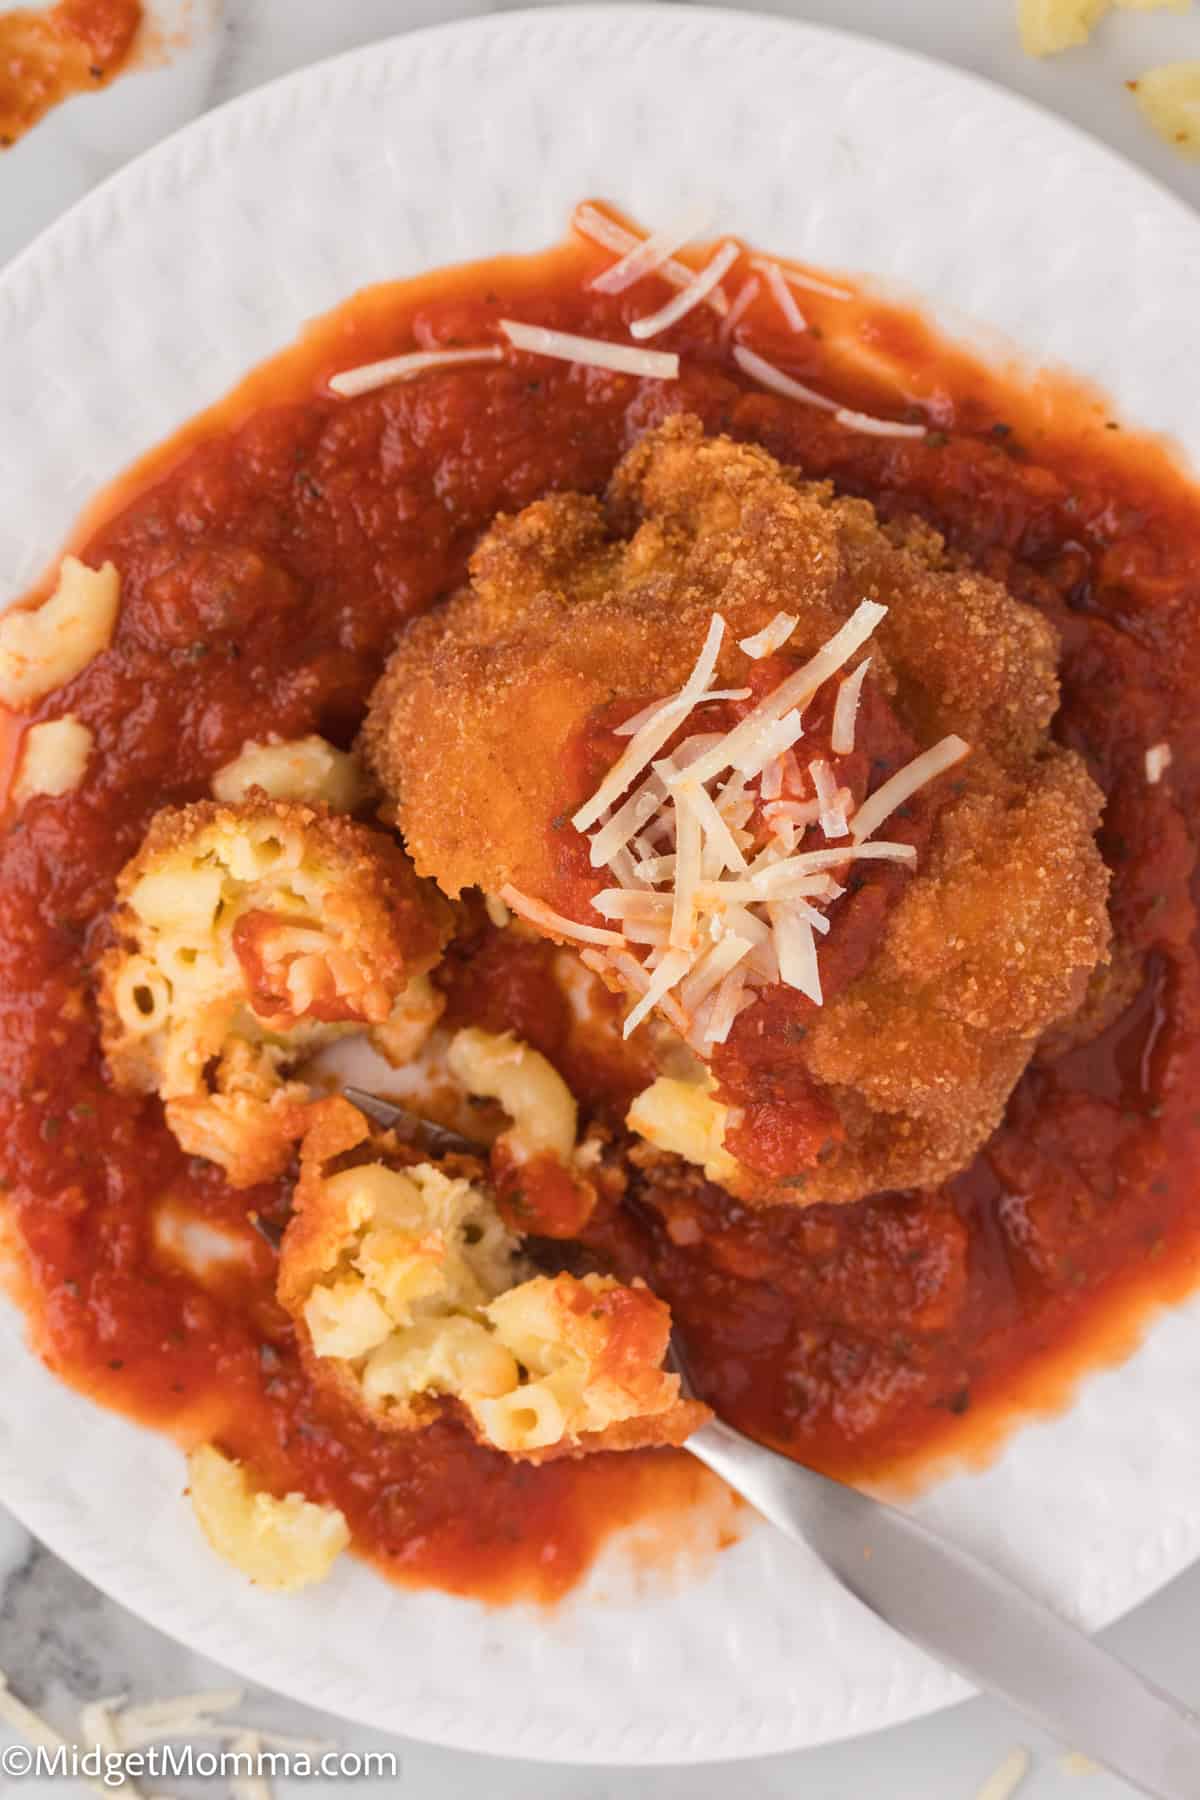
[2,3,1200,1796]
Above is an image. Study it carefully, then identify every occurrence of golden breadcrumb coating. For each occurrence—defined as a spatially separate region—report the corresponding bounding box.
[96,797,452,1186]
[364,417,1111,1206]
[278,1098,706,1461]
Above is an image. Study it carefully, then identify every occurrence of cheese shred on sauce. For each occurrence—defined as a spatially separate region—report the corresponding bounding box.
[499,319,679,380]
[328,346,503,397]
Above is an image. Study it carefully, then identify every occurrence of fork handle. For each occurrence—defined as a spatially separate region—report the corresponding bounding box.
[687,1417,1200,1799]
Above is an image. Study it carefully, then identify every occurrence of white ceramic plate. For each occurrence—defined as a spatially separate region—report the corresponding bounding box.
[3,4,1200,1765]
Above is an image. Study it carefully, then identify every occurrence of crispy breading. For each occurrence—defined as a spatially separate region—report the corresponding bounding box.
[364,417,1111,1206]
[96,797,452,1186]
[278,1099,706,1461]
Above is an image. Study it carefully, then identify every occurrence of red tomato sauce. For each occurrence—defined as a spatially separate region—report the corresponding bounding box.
[0,0,141,147]
[2,217,1200,1604]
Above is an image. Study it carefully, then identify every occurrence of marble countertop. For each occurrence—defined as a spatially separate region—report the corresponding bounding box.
[2,3,1200,1795]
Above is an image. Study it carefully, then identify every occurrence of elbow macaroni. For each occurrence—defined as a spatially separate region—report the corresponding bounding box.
[277,1104,692,1460]
[0,557,119,710]
[1130,63,1200,159]
[187,1444,349,1591]
[445,1026,576,1163]
[11,715,93,809]
[1018,0,1188,57]
[212,735,369,812]
[626,1071,742,1188]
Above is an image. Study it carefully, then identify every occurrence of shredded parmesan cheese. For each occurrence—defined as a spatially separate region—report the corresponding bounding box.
[79,1695,125,1754]
[484,893,512,929]
[851,734,969,842]
[759,258,809,333]
[573,614,726,830]
[1,1667,341,1800]
[679,931,755,1011]
[835,406,927,439]
[615,690,749,736]
[592,889,673,920]
[587,773,669,866]
[766,798,821,828]
[810,758,849,838]
[0,1672,69,1755]
[1145,740,1172,783]
[622,947,694,1037]
[704,966,751,1042]
[669,796,703,948]
[769,901,823,1004]
[0,1673,144,1800]
[679,601,887,787]
[749,255,853,301]
[831,658,871,754]
[675,777,749,873]
[739,612,798,659]
[721,274,761,343]
[499,319,678,380]
[728,709,806,783]
[573,203,729,315]
[589,204,711,294]
[760,755,784,802]
[732,344,838,410]
[630,240,741,340]
[499,883,624,947]
[529,598,966,1043]
[228,1729,273,1800]
[113,1690,245,1743]
[974,1747,1031,1800]
[328,346,502,398]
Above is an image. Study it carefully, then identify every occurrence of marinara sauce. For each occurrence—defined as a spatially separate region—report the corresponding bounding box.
[2,218,1199,1602]
[0,0,141,148]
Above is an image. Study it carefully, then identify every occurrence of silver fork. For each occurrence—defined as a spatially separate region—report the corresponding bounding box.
[668,1335,1200,1797]
[341,1086,1200,1795]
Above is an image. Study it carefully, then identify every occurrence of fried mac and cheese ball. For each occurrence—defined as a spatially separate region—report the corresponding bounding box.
[97,797,452,1186]
[365,417,1111,1208]
[277,1099,706,1461]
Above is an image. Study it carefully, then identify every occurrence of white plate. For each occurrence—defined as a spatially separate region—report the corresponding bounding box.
[3,4,1200,1766]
